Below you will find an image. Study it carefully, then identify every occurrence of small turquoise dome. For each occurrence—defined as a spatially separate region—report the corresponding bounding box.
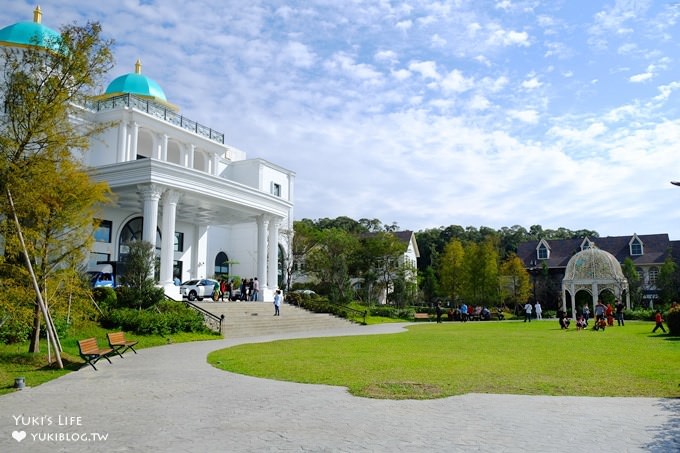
[0,7,61,51]
[105,60,167,101]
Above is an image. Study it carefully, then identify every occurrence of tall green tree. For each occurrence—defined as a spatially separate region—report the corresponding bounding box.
[499,254,531,308]
[462,238,500,306]
[621,257,642,307]
[0,21,114,353]
[439,239,465,303]
[305,228,359,303]
[657,256,680,305]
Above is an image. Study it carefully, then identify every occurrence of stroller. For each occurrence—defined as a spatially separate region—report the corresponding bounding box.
[593,316,607,331]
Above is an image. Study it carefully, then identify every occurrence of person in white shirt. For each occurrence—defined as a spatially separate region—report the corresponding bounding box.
[523,302,533,322]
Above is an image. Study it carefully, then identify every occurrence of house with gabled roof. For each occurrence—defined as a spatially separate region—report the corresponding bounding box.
[517,233,679,309]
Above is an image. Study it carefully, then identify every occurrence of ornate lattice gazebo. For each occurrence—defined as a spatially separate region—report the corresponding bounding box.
[561,246,630,318]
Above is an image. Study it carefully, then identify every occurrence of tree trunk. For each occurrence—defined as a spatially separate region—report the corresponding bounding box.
[28,300,41,353]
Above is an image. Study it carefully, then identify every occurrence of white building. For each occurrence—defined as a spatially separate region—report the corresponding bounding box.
[0,7,294,301]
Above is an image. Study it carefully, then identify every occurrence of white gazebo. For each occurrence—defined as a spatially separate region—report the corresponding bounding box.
[561,246,630,319]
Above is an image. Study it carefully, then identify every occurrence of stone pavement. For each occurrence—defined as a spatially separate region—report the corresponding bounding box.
[0,323,678,452]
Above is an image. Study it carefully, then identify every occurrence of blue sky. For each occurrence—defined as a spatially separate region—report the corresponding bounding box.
[3,1,680,237]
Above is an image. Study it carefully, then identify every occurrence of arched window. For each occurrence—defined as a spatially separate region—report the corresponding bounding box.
[118,217,161,259]
[215,252,230,277]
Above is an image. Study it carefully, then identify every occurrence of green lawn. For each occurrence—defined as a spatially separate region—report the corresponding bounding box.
[0,323,220,395]
[208,320,679,399]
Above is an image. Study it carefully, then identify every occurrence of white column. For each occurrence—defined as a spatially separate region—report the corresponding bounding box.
[192,225,209,279]
[267,218,280,289]
[161,134,168,161]
[257,216,268,290]
[160,190,181,285]
[130,122,139,160]
[188,144,195,169]
[139,184,162,278]
[117,121,128,162]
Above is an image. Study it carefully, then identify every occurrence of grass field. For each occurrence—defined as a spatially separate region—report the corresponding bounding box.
[208,320,679,399]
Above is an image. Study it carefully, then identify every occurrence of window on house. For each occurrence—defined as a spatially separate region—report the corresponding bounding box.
[648,267,659,285]
[174,232,184,252]
[272,183,281,197]
[630,239,642,256]
[537,244,548,260]
[214,251,229,276]
[94,220,112,243]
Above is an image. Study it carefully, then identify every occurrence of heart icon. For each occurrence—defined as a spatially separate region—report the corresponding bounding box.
[12,430,26,442]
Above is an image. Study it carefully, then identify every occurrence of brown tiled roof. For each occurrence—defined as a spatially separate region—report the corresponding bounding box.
[517,234,672,268]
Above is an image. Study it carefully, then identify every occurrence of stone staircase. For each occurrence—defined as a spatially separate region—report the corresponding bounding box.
[193,301,357,338]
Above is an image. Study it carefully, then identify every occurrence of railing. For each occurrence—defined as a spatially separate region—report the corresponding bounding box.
[86,93,225,144]
[164,294,224,333]
[339,304,368,325]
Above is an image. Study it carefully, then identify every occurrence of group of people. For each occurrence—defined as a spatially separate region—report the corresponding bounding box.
[523,301,543,322]
[436,303,498,322]
[212,277,260,302]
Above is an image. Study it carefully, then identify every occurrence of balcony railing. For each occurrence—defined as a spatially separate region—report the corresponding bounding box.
[87,94,225,144]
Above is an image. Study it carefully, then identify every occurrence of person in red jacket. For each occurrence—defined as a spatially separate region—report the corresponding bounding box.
[652,310,666,333]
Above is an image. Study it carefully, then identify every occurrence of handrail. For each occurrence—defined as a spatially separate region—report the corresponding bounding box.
[339,304,368,325]
[164,294,224,334]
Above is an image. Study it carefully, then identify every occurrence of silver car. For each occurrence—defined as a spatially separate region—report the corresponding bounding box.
[180,279,218,301]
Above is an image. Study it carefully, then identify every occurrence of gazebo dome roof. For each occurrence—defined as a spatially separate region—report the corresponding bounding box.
[564,247,625,281]
[105,60,168,101]
[0,7,61,52]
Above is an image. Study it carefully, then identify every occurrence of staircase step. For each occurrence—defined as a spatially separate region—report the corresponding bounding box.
[192,301,358,338]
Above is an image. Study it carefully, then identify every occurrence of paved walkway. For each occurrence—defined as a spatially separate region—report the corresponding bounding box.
[1,323,678,452]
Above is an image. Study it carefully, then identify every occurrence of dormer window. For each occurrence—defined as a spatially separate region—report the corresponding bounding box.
[536,239,550,260]
[580,238,594,250]
[629,236,643,256]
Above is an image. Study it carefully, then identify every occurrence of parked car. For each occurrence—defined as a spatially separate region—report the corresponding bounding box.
[180,279,218,301]
[88,264,116,288]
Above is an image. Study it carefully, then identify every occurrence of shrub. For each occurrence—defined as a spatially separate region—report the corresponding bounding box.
[0,317,32,344]
[92,287,117,310]
[115,285,166,310]
[102,301,209,335]
[666,306,680,336]
[625,308,655,321]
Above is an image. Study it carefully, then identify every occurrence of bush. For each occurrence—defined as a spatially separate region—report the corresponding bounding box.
[92,287,117,310]
[114,285,166,310]
[625,308,655,321]
[0,317,32,344]
[666,306,680,336]
[102,301,209,335]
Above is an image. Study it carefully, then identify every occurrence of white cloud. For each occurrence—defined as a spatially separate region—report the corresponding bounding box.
[374,50,398,63]
[629,72,653,83]
[396,19,412,31]
[469,94,491,110]
[508,109,539,124]
[521,77,542,90]
[408,60,440,80]
[486,24,530,47]
[431,34,446,47]
[441,69,475,93]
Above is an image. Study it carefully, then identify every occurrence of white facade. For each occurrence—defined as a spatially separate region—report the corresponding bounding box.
[86,96,294,300]
[0,8,295,302]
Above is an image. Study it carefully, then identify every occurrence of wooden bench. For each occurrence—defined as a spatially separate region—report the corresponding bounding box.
[414,313,431,322]
[107,331,138,358]
[78,338,113,370]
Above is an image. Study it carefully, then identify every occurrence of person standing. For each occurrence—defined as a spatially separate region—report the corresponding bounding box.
[435,302,443,323]
[273,290,282,316]
[252,277,259,301]
[523,302,533,322]
[582,304,590,326]
[594,300,606,324]
[652,310,666,333]
[615,299,625,326]
[534,301,543,320]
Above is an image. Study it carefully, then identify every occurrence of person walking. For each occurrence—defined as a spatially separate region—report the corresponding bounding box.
[652,310,666,333]
[273,290,282,316]
[582,304,590,326]
[534,301,543,320]
[523,302,533,322]
[615,299,625,326]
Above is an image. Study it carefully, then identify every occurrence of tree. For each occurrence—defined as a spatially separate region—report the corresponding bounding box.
[116,241,165,310]
[305,228,359,303]
[499,254,531,308]
[657,256,680,305]
[356,232,405,305]
[621,257,642,307]
[439,239,465,303]
[462,238,500,306]
[0,21,114,356]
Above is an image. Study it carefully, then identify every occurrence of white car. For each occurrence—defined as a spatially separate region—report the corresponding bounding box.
[180,279,218,301]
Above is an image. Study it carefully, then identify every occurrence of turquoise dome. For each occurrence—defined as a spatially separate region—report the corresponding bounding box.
[105,71,167,101]
[0,8,61,51]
